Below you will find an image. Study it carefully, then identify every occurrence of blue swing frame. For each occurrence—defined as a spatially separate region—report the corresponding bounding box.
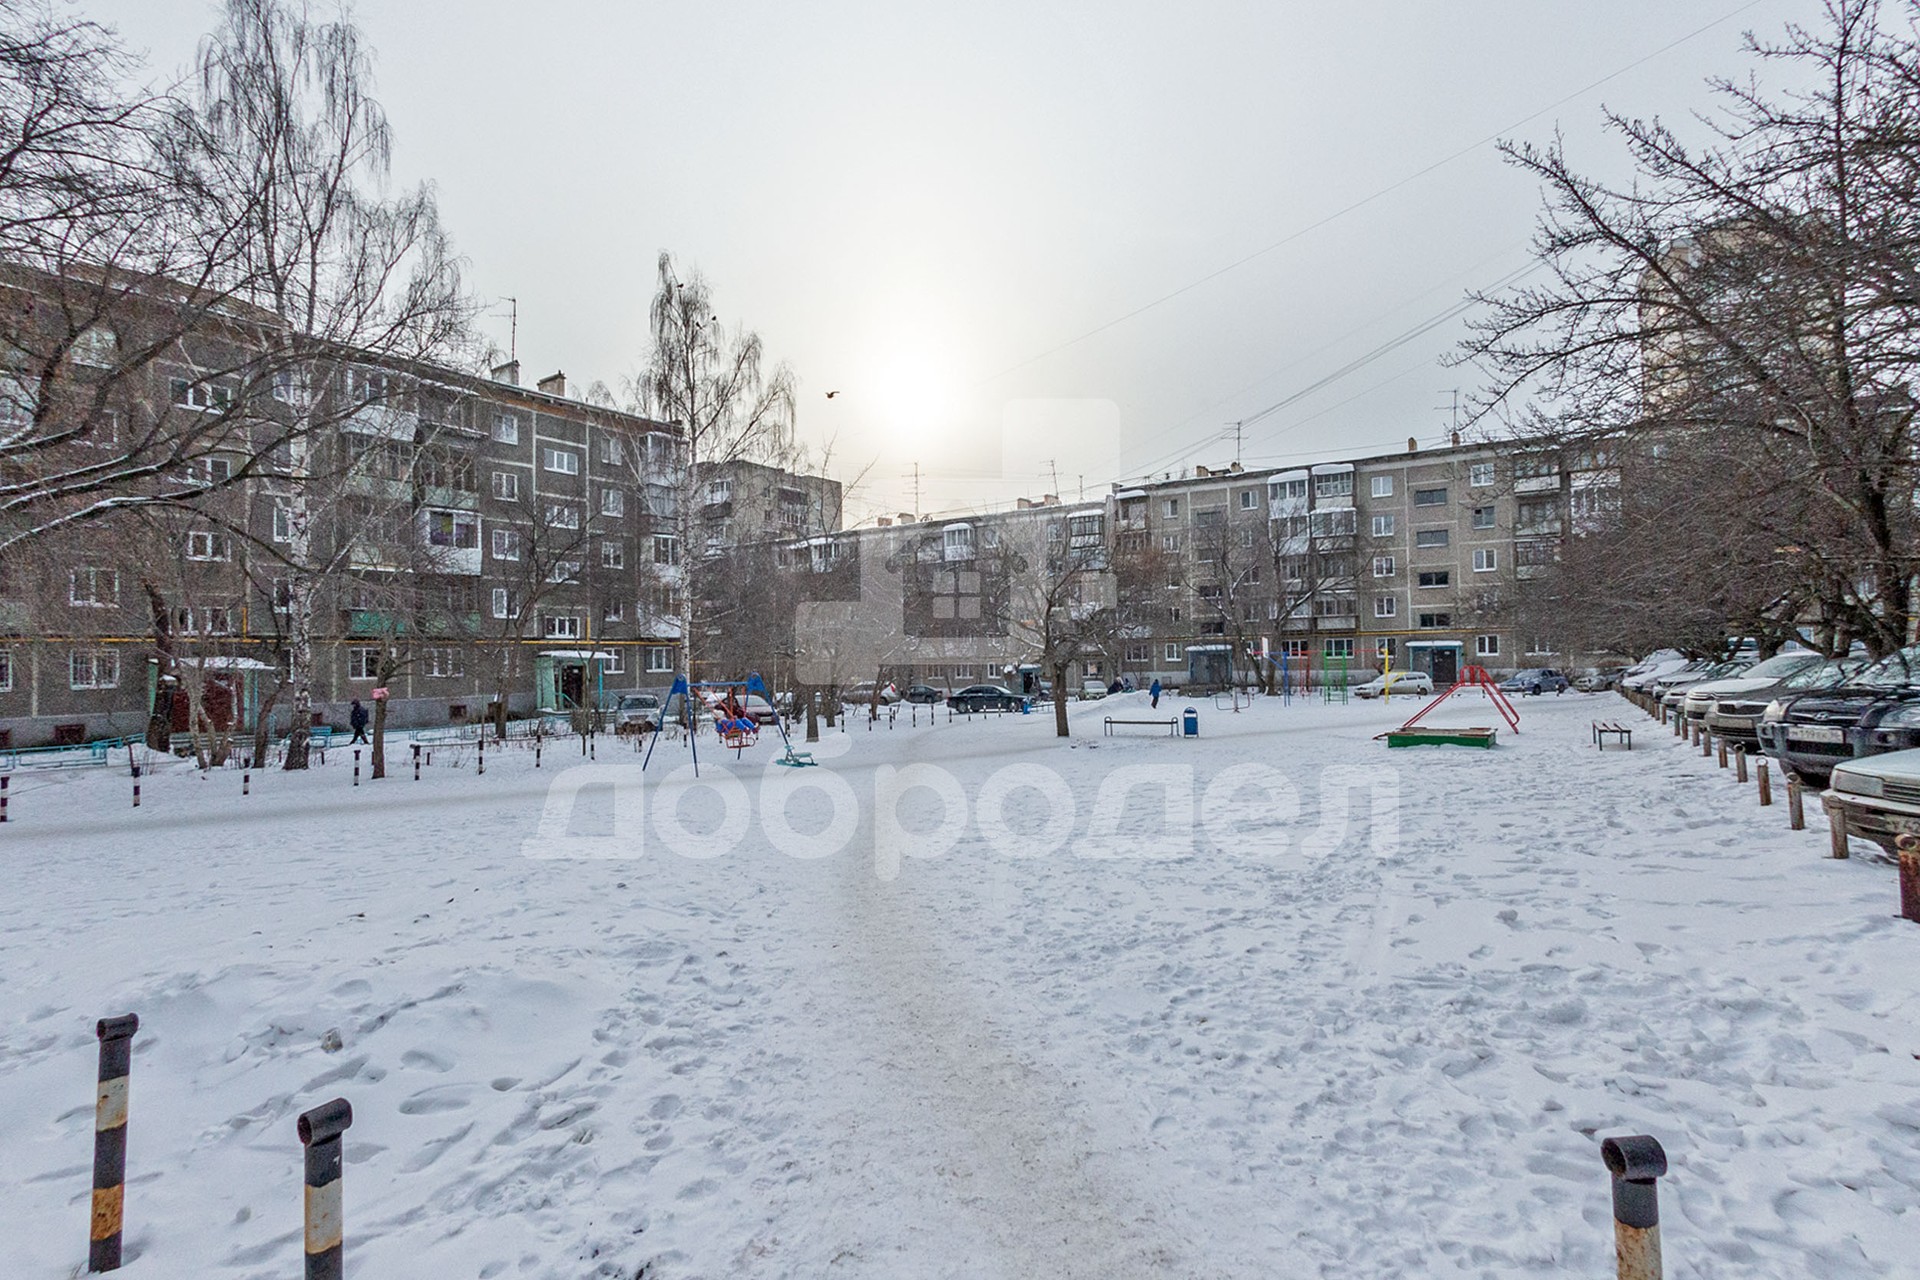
[639,671,813,776]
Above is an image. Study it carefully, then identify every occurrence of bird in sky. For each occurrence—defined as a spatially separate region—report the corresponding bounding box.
[825,390,840,399]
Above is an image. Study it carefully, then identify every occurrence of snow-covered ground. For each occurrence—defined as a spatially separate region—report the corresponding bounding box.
[1,692,1915,1278]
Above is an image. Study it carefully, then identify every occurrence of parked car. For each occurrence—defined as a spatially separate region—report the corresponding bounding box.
[614,692,662,734]
[1679,651,1825,725]
[1500,667,1571,695]
[947,683,1023,713]
[1079,680,1108,700]
[1704,656,1864,746]
[902,683,944,705]
[1352,670,1435,699]
[699,689,778,725]
[1658,659,1754,709]
[842,682,902,707]
[1575,667,1624,692]
[1759,644,1920,785]
[1646,658,1724,703]
[1825,748,1920,856]
[1621,654,1692,693]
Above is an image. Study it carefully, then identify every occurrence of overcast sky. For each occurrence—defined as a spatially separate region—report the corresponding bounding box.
[93,0,1808,521]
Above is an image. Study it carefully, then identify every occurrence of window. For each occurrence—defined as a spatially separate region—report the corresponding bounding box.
[1374,596,1397,618]
[601,488,624,517]
[1473,548,1498,572]
[1239,490,1257,510]
[492,413,519,444]
[347,646,380,680]
[600,649,624,674]
[1164,643,1180,662]
[0,647,11,691]
[69,649,119,689]
[1469,462,1494,487]
[272,369,296,403]
[72,325,117,367]
[1125,643,1151,663]
[1370,514,1395,537]
[602,540,624,569]
[1378,637,1398,665]
[544,614,582,639]
[1163,498,1179,518]
[490,528,520,561]
[426,511,479,549]
[197,457,232,485]
[1314,471,1354,500]
[425,647,465,678]
[1516,498,1559,531]
[1526,637,1558,656]
[1308,508,1357,538]
[544,447,579,475]
[1413,487,1447,507]
[1414,529,1449,549]
[1471,505,1496,529]
[603,600,625,623]
[549,560,582,584]
[1161,533,1180,553]
[272,503,295,543]
[1324,638,1354,659]
[1370,475,1394,498]
[1417,570,1450,588]
[491,587,512,619]
[170,378,232,411]
[599,436,624,465]
[1417,612,1452,629]
[646,647,674,673]
[186,530,231,561]
[1270,477,1308,502]
[706,478,732,505]
[1239,527,1255,548]
[1372,555,1395,578]
[546,503,580,529]
[492,471,519,501]
[69,567,117,607]
[1476,634,1501,657]
[653,534,679,565]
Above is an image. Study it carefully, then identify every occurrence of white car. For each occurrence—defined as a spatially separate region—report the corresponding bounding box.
[1680,651,1823,722]
[1826,749,1920,856]
[1353,670,1434,699]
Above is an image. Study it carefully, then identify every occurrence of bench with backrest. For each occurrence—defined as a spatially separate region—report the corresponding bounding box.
[1105,716,1178,737]
[1592,720,1633,751]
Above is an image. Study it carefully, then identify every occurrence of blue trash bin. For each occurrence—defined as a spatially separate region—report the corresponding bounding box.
[1182,707,1199,737]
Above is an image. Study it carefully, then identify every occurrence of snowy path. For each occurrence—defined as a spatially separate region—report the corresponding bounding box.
[1,694,1916,1277]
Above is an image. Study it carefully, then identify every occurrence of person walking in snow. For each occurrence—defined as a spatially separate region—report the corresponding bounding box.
[1149,678,1162,709]
[349,698,370,744]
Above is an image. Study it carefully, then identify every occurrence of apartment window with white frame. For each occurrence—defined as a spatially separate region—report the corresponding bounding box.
[646,646,674,673]
[424,646,464,679]
[1476,634,1501,657]
[492,471,519,501]
[546,503,580,529]
[186,530,231,561]
[601,487,623,517]
[1324,638,1354,659]
[346,646,380,680]
[1374,596,1397,618]
[0,647,11,692]
[1370,475,1394,498]
[1164,643,1180,662]
[1371,514,1395,537]
[601,649,624,674]
[653,534,678,565]
[549,560,582,584]
[272,502,294,542]
[491,587,511,619]
[1471,505,1496,529]
[602,540,624,569]
[492,413,519,444]
[1473,548,1498,572]
[1239,490,1257,510]
[1526,637,1557,655]
[599,436,624,465]
[69,649,119,689]
[1161,533,1180,553]
[1163,498,1179,518]
[1314,471,1354,500]
[544,447,579,475]
[1414,529,1449,549]
[544,614,582,640]
[491,528,520,561]
[1372,555,1395,577]
[603,600,625,623]
[69,566,117,606]
[1469,462,1495,487]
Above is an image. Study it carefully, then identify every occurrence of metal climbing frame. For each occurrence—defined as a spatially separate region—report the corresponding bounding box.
[1394,663,1520,734]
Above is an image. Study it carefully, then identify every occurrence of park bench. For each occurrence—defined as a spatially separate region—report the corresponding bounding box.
[1592,721,1633,751]
[1105,716,1178,737]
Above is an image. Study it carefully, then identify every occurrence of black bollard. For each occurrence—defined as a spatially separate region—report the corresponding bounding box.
[89,1014,138,1272]
[243,771,250,796]
[297,1098,353,1280]
[352,749,360,787]
[1601,1134,1667,1280]
[412,743,421,781]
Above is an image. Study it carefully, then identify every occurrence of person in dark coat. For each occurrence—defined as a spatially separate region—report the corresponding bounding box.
[1149,678,1163,709]
[349,699,370,743]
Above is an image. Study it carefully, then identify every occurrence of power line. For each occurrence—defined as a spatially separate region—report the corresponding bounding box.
[975,0,1769,387]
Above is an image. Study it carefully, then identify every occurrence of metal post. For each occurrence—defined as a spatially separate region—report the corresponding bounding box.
[89,1014,138,1273]
[477,734,485,775]
[1758,759,1772,806]
[1788,776,1805,830]
[353,749,360,786]
[130,763,139,808]
[298,1098,352,1280]
[1898,835,1920,924]
[1601,1134,1667,1280]
[1,772,9,821]
[243,770,250,796]
[1735,748,1747,783]
[1717,736,1727,768]
[535,738,541,768]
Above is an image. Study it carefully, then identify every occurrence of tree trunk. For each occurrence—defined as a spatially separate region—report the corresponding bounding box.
[251,680,284,768]
[805,686,819,742]
[370,694,388,779]
[283,574,316,770]
[1052,661,1070,738]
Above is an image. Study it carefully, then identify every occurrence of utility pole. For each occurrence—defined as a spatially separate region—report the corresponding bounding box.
[1436,389,1459,443]
[1226,421,1243,464]
[912,461,920,520]
[1044,457,1060,498]
[505,297,518,362]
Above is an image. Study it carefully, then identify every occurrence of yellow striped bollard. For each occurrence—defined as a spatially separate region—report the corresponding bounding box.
[89,1014,138,1272]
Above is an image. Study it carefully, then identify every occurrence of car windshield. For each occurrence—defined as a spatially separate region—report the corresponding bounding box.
[1740,652,1818,680]
[1699,661,1749,680]
[1852,645,1920,689]
[1781,659,1863,690]
[618,695,655,709]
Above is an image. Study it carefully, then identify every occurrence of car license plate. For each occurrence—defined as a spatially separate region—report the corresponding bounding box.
[1789,725,1847,744]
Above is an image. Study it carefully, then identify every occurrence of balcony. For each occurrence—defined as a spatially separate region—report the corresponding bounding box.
[343,403,417,441]
[1514,473,1560,495]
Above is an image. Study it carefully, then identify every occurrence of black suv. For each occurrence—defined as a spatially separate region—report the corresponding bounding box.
[947,684,1023,713]
[1758,645,1920,784]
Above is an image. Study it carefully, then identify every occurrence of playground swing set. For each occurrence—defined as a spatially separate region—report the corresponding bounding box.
[639,671,817,776]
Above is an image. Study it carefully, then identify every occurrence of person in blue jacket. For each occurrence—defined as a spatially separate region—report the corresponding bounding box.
[1149,678,1162,709]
